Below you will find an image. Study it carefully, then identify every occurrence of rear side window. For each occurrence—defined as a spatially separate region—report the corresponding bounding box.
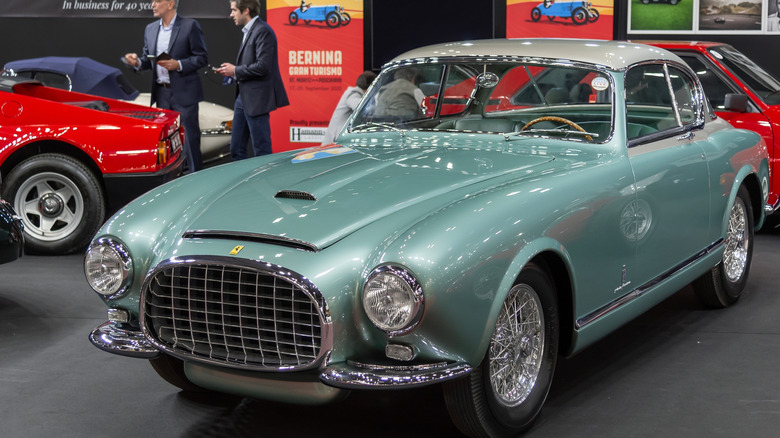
[625,64,676,139]
[624,63,702,141]
[678,54,736,111]
[668,66,697,126]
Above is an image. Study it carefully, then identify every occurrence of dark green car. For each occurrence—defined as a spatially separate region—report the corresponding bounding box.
[85,39,768,437]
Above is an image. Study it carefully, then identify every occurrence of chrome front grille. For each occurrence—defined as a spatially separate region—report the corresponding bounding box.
[142,258,328,370]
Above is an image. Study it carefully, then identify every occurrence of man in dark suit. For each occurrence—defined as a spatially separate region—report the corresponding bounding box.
[124,0,208,172]
[217,0,289,160]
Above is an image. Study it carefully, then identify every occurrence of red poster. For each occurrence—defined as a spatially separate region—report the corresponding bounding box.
[267,0,364,153]
[507,0,614,40]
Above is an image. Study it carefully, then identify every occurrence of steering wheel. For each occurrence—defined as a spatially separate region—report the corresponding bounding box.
[520,116,593,141]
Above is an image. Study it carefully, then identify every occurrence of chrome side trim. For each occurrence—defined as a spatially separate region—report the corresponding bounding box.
[88,321,161,359]
[321,360,472,389]
[200,128,231,136]
[140,256,333,372]
[576,239,724,330]
[182,230,319,252]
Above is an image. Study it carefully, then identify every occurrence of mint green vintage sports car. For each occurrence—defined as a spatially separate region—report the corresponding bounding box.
[85,39,769,437]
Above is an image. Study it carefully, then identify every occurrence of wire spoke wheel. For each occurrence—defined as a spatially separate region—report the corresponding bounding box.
[692,185,753,308]
[723,199,748,282]
[443,263,558,437]
[489,284,544,405]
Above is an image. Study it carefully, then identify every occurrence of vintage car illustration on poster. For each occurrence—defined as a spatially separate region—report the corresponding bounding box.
[2,57,233,164]
[85,39,768,437]
[0,76,184,254]
[288,3,351,27]
[531,1,599,24]
[645,41,780,216]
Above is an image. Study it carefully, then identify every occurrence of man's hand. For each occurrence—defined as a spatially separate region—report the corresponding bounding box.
[124,53,140,68]
[216,63,236,78]
[157,59,180,71]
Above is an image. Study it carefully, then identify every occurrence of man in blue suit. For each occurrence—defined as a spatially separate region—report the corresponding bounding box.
[217,0,289,160]
[124,0,208,172]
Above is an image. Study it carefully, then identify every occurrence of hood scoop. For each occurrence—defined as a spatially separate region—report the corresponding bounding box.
[275,190,317,201]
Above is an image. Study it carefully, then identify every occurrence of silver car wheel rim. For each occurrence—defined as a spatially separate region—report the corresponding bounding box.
[723,199,748,282]
[489,284,544,406]
[14,172,84,242]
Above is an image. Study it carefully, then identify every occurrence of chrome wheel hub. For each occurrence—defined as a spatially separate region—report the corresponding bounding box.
[489,284,544,406]
[723,199,748,282]
[14,172,84,241]
[39,193,65,217]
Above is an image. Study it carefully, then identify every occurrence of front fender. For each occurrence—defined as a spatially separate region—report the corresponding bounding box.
[472,236,574,365]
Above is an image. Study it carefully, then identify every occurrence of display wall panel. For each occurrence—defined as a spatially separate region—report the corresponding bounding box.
[369,0,497,70]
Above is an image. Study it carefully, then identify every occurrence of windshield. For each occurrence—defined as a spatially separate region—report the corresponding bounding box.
[349,61,614,143]
[709,46,780,105]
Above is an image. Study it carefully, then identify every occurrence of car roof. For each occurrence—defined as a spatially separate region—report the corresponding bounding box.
[3,56,139,100]
[632,40,729,52]
[387,39,683,71]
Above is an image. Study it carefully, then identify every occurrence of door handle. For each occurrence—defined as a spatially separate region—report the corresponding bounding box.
[677,131,695,141]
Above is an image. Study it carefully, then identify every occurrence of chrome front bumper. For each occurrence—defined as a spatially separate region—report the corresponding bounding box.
[89,321,160,359]
[320,360,472,389]
[89,321,472,389]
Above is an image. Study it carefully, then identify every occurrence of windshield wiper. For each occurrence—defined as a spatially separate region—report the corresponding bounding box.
[504,128,599,141]
[350,122,404,133]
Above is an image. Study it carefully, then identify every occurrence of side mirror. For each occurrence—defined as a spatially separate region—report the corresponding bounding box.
[418,82,440,97]
[724,93,748,113]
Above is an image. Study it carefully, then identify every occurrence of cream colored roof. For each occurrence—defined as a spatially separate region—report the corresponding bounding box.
[388,39,681,71]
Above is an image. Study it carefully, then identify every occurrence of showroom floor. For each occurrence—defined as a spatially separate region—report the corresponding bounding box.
[1,226,779,438]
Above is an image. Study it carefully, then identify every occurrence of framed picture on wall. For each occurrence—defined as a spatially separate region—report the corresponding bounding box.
[629,0,694,33]
[630,0,777,34]
[768,0,780,32]
[700,0,761,31]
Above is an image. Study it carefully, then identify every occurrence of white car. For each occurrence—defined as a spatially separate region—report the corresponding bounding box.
[133,92,233,163]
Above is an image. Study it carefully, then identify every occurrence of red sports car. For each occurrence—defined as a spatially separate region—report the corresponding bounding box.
[0,76,184,254]
[643,41,780,216]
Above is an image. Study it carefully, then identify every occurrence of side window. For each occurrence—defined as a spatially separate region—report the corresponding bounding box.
[31,71,71,91]
[667,66,698,126]
[625,64,675,140]
[679,55,735,110]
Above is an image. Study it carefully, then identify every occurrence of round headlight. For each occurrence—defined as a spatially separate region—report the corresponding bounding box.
[362,265,424,335]
[84,238,132,297]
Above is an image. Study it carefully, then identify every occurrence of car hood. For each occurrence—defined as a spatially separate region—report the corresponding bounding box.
[183,140,557,250]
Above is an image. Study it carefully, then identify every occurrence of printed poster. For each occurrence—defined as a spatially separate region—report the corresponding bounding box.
[507,0,615,39]
[267,0,364,153]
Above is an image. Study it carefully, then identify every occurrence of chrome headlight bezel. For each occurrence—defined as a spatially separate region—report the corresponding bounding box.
[84,237,133,300]
[362,265,424,337]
